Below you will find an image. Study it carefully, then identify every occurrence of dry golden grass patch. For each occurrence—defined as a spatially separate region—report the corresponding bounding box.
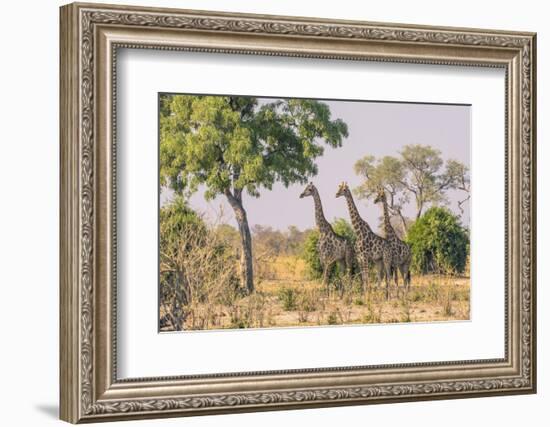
[161,255,470,331]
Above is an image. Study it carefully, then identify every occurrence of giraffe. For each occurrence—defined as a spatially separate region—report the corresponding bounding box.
[300,182,354,293]
[374,188,412,291]
[336,182,393,299]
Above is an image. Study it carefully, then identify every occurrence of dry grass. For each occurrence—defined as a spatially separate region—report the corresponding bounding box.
[160,255,470,331]
[252,276,470,328]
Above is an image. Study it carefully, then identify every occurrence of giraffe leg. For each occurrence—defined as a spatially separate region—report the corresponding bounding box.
[392,262,400,298]
[319,260,327,293]
[337,259,346,297]
[360,260,369,295]
[398,263,408,294]
[403,260,412,291]
[375,260,384,289]
[322,261,333,295]
[394,264,399,285]
[383,258,393,300]
[377,250,392,300]
[345,246,354,293]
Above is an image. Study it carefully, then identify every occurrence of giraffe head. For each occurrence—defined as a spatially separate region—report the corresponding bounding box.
[299,182,316,198]
[335,181,350,198]
[374,187,387,204]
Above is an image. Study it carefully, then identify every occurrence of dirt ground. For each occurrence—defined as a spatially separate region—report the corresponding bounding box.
[160,266,470,331]
[254,274,469,327]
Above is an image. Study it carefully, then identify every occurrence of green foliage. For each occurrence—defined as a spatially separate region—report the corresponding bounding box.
[159,195,206,255]
[301,218,356,280]
[354,154,406,197]
[354,144,470,226]
[406,207,469,275]
[160,95,349,199]
[332,218,356,244]
[302,229,322,279]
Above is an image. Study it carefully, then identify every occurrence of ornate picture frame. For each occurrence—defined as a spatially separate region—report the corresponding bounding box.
[60,2,536,423]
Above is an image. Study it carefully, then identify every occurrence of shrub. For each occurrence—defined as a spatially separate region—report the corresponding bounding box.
[327,311,339,325]
[296,290,318,324]
[406,207,469,275]
[159,196,240,331]
[302,230,322,279]
[333,218,357,243]
[297,289,318,313]
[160,196,206,255]
[278,287,297,311]
[362,294,383,323]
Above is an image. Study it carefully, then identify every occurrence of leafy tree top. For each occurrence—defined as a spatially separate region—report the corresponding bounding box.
[160,95,349,201]
[354,144,470,227]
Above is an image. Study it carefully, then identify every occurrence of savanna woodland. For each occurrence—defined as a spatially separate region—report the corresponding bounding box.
[159,95,471,331]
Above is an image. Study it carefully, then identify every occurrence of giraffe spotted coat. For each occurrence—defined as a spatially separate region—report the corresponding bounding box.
[374,188,412,289]
[336,182,393,298]
[300,183,353,292]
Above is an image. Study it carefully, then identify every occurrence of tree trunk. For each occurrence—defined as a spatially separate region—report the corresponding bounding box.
[225,190,254,293]
[398,212,409,234]
[416,190,424,219]
[416,202,423,220]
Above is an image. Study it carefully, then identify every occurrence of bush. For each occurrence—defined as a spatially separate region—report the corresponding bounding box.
[278,287,297,311]
[159,196,240,331]
[302,230,322,279]
[297,289,319,312]
[160,196,206,253]
[406,207,469,275]
[301,218,356,280]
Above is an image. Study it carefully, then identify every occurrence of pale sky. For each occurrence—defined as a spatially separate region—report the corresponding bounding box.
[161,98,470,231]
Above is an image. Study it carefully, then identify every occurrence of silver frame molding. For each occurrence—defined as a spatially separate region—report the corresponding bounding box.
[60,2,536,423]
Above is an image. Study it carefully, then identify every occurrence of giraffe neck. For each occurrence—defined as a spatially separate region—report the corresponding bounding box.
[312,190,332,234]
[381,198,396,238]
[344,191,371,235]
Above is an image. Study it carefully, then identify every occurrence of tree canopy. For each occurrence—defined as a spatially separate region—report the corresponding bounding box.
[354,144,470,232]
[160,95,349,199]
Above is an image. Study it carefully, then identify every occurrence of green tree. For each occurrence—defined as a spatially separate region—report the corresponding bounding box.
[354,144,470,232]
[333,218,356,244]
[160,95,348,293]
[406,207,469,275]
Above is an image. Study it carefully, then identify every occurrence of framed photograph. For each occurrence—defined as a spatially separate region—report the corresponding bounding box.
[60,2,537,423]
